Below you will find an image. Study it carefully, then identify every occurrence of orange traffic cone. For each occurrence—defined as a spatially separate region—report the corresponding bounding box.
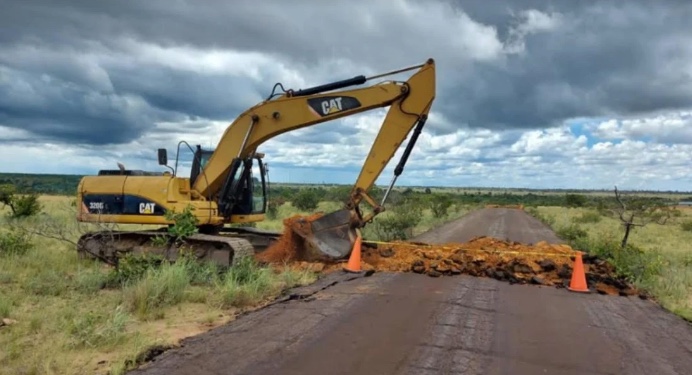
[343,233,362,273]
[568,251,590,293]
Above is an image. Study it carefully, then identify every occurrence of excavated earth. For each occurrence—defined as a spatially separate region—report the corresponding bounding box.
[256,214,641,297]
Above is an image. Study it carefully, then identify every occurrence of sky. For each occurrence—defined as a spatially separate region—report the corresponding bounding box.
[1,0,692,191]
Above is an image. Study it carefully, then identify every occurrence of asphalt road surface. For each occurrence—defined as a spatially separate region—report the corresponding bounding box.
[129,208,692,375]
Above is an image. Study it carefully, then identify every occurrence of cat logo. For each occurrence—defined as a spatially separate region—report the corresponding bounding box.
[139,202,156,214]
[307,96,362,117]
[320,97,344,115]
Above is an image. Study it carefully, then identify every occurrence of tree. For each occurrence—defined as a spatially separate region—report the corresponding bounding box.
[0,184,42,218]
[293,189,319,211]
[612,186,670,248]
[565,193,587,208]
[368,198,423,241]
[428,194,452,217]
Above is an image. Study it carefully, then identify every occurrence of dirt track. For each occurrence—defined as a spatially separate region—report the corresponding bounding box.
[129,208,692,375]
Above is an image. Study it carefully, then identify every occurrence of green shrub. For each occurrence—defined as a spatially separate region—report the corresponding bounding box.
[12,194,42,217]
[680,220,692,232]
[0,184,42,218]
[164,205,198,242]
[556,224,588,242]
[574,210,602,224]
[0,229,33,257]
[579,234,663,284]
[428,194,452,218]
[565,193,587,207]
[292,189,319,211]
[107,253,165,287]
[366,199,423,241]
[266,199,280,220]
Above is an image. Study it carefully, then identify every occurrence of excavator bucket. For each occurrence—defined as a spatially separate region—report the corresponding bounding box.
[289,209,358,261]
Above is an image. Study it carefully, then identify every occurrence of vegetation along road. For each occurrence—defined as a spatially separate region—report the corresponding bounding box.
[128,207,692,375]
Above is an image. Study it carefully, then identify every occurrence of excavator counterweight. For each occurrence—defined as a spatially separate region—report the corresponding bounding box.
[75,58,436,266]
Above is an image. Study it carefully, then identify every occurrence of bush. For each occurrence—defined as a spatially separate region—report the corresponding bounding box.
[579,234,663,284]
[366,199,423,241]
[574,210,602,224]
[565,193,587,208]
[12,194,42,217]
[0,184,42,218]
[164,205,198,242]
[428,194,452,218]
[556,224,588,243]
[266,199,280,220]
[680,220,692,232]
[0,229,33,257]
[293,189,319,211]
[108,253,166,287]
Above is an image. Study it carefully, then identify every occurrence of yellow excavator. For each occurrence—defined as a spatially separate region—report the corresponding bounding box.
[75,58,436,266]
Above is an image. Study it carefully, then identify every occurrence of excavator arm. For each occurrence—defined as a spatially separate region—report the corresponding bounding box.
[193,58,436,259]
[194,59,435,198]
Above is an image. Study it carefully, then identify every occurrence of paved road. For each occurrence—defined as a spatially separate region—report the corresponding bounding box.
[129,208,692,375]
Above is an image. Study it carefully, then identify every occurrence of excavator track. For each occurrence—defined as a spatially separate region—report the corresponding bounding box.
[76,227,281,268]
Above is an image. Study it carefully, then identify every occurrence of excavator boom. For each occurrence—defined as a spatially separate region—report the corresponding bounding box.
[193,59,436,199]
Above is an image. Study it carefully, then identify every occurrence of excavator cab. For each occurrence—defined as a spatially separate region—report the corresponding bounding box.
[162,145,268,218]
[189,145,213,187]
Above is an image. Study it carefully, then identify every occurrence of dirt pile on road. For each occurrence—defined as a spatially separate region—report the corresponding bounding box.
[256,216,641,297]
[356,237,640,296]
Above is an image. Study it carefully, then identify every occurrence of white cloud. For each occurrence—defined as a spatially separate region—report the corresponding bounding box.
[590,111,692,144]
[5,116,692,191]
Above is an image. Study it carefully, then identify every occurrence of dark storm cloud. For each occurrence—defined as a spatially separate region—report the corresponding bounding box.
[1,0,691,147]
[106,65,264,120]
[439,0,692,130]
[0,65,177,144]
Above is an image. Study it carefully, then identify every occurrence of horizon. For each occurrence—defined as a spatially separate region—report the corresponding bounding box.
[2,171,691,195]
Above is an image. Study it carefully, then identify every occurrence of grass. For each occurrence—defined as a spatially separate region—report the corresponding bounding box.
[530,205,692,320]
[0,196,318,375]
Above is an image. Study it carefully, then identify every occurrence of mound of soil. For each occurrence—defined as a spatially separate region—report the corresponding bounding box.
[256,216,642,298]
[255,213,324,264]
[357,237,641,296]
